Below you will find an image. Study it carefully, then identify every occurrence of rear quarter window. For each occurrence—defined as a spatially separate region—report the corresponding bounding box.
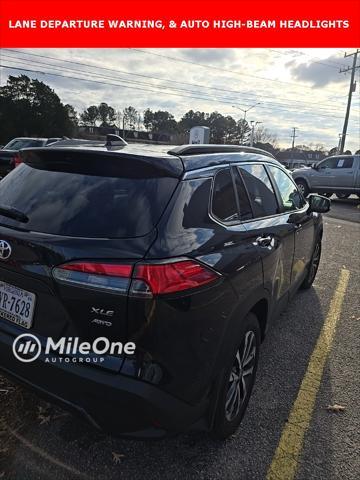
[211,169,239,223]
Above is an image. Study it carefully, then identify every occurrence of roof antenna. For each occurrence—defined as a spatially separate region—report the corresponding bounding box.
[105,134,128,147]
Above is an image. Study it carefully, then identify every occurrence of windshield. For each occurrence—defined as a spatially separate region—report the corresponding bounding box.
[3,138,45,150]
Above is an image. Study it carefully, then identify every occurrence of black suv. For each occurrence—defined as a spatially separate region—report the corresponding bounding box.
[0,141,330,439]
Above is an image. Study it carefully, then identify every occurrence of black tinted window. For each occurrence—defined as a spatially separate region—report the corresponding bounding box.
[0,163,177,238]
[268,165,306,211]
[238,164,278,218]
[212,169,239,223]
[233,168,253,221]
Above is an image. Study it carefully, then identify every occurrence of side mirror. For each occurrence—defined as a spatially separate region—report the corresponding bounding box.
[308,194,331,213]
[311,163,318,169]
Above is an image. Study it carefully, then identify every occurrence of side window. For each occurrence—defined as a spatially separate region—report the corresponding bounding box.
[318,158,338,169]
[267,165,306,211]
[233,168,253,221]
[238,164,278,218]
[335,157,354,168]
[212,169,239,223]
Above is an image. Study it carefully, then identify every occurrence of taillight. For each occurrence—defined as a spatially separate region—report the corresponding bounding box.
[13,154,22,168]
[131,260,219,296]
[53,262,133,294]
[53,259,219,296]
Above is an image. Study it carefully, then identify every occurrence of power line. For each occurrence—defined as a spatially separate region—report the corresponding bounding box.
[0,49,346,110]
[1,62,352,121]
[0,49,352,114]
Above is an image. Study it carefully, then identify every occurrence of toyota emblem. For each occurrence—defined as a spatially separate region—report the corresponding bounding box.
[0,240,12,260]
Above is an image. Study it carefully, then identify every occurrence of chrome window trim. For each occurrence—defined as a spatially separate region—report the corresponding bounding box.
[182,161,310,229]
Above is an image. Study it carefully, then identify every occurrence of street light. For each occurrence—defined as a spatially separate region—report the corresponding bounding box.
[232,102,261,144]
[232,102,261,121]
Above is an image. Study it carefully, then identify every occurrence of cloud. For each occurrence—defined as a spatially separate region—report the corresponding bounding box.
[287,54,353,87]
[180,48,237,64]
[1,48,359,152]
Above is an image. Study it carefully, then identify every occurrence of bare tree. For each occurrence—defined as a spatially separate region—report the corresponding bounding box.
[253,126,278,148]
[123,106,139,130]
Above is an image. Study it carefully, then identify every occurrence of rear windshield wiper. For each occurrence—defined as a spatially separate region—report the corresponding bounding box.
[0,205,29,223]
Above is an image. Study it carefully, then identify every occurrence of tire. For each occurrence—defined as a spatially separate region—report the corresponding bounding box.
[295,179,309,197]
[301,239,322,289]
[336,193,350,199]
[212,313,260,439]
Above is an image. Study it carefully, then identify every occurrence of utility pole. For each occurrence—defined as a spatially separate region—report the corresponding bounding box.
[290,127,298,161]
[339,49,359,153]
[291,127,298,150]
[337,133,344,153]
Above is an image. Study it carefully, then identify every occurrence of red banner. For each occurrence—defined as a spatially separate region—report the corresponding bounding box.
[0,0,359,47]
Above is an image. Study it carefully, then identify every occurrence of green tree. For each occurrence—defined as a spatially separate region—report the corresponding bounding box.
[0,75,74,142]
[80,105,99,126]
[143,108,154,131]
[142,109,177,133]
[208,112,236,143]
[98,102,116,126]
[237,118,251,144]
[178,110,208,133]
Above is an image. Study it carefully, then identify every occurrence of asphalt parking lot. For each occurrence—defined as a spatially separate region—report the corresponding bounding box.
[0,197,359,480]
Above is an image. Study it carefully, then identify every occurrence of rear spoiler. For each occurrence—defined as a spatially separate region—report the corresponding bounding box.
[19,147,184,179]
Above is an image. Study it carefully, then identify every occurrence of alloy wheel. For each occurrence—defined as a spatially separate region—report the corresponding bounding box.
[225,331,256,422]
[297,183,305,195]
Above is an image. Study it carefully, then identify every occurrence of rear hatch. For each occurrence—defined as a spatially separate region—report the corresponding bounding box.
[0,147,182,345]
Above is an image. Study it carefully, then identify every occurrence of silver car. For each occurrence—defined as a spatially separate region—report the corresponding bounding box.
[292,155,360,199]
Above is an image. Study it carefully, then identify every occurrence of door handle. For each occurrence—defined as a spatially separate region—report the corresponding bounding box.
[255,236,274,248]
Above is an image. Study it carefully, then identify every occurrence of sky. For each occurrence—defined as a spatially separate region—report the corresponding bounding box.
[0,48,359,151]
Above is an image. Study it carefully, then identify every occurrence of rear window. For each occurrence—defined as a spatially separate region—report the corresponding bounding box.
[4,139,44,150]
[0,162,178,238]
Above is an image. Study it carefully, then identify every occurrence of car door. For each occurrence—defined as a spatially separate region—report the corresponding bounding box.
[234,163,295,307]
[311,157,338,189]
[332,157,355,190]
[266,164,315,287]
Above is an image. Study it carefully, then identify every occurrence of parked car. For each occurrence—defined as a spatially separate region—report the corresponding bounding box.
[0,137,62,178]
[292,154,360,198]
[0,140,330,439]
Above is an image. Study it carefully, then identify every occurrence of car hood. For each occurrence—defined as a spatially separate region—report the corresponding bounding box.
[292,167,311,174]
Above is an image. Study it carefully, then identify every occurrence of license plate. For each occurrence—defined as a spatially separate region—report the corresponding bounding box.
[0,281,36,329]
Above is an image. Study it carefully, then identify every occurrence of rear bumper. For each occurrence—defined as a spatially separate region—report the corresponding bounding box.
[0,330,207,437]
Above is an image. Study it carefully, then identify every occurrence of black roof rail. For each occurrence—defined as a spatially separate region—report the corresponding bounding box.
[105,134,128,147]
[168,144,275,159]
